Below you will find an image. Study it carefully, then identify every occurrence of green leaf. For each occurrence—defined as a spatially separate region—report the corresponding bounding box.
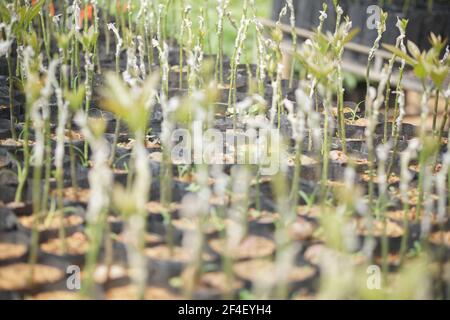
[100,73,131,115]
[65,85,86,112]
[0,1,11,24]
[406,40,421,60]
[55,31,74,50]
[17,7,26,26]
[413,62,427,80]
[382,44,415,66]
[100,72,159,133]
[24,30,40,53]
[430,66,449,88]
[343,28,360,44]
[400,19,408,31]
[24,0,45,26]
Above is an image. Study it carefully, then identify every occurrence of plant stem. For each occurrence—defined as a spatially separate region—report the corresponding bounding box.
[75,40,80,88]
[56,164,67,255]
[40,12,51,62]
[386,68,405,178]
[290,139,302,206]
[103,10,111,55]
[367,139,375,209]
[432,96,448,172]
[109,119,121,166]
[383,85,391,144]
[28,161,43,285]
[15,106,31,202]
[337,65,347,154]
[399,199,410,264]
[82,208,107,297]
[161,149,173,253]
[416,147,426,220]
[6,55,17,140]
[41,120,51,214]
[432,89,440,134]
[68,121,79,192]
[416,86,431,220]
[179,38,184,90]
[321,92,332,201]
[437,97,449,148]
[255,168,261,212]
[109,53,122,166]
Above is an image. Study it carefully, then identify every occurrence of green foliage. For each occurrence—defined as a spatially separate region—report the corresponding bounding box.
[0,1,11,24]
[65,85,86,113]
[100,72,159,133]
[383,33,449,86]
[77,26,99,51]
[0,0,45,37]
[55,32,74,51]
[296,15,358,86]
[24,0,45,27]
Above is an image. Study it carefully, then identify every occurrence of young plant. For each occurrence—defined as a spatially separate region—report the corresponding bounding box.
[398,139,420,263]
[296,7,344,200]
[28,59,57,281]
[108,23,123,75]
[437,87,450,153]
[227,1,250,129]
[0,0,48,140]
[70,0,83,87]
[386,19,408,178]
[78,25,99,163]
[153,6,169,97]
[332,11,355,155]
[107,22,124,165]
[0,19,17,140]
[74,111,113,298]
[215,0,227,84]
[365,64,389,209]
[266,5,286,129]
[51,61,70,254]
[385,34,449,217]
[365,10,387,118]
[122,30,141,86]
[178,4,192,90]
[375,142,392,279]
[285,90,308,207]
[381,18,407,144]
[14,40,40,204]
[286,0,296,88]
[178,79,217,295]
[186,42,204,93]
[65,85,86,193]
[436,133,450,260]
[224,166,251,292]
[252,14,267,97]
[101,72,159,299]
[270,139,299,299]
